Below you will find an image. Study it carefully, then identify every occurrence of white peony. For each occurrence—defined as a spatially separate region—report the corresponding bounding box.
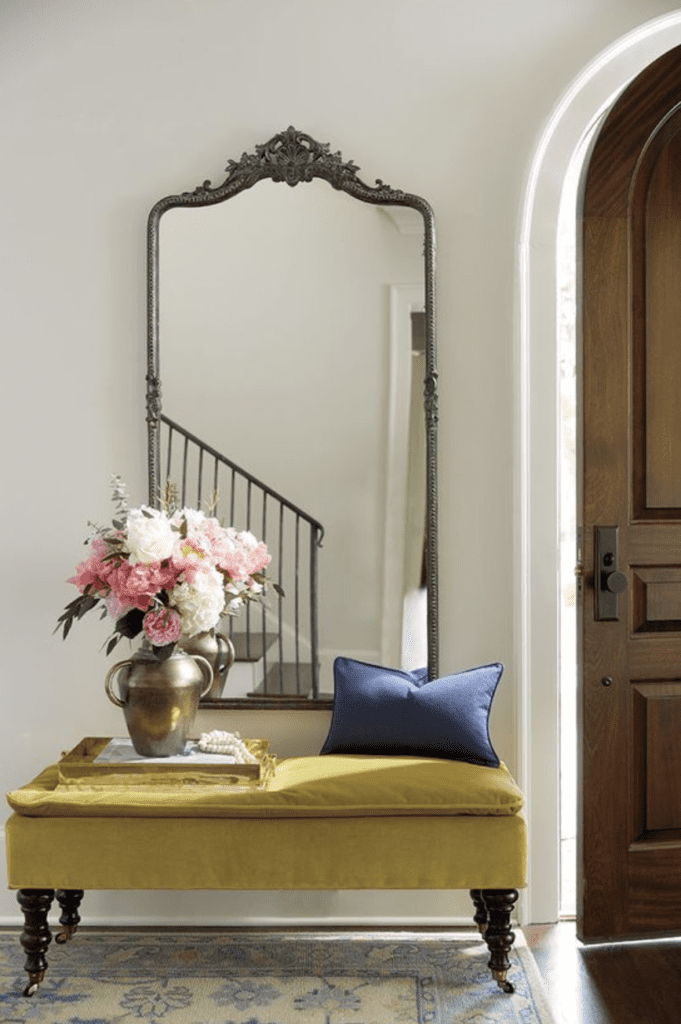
[170,566,226,637]
[171,507,206,534]
[239,530,257,546]
[125,507,177,565]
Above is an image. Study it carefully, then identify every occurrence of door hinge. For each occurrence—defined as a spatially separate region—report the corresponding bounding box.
[575,526,584,589]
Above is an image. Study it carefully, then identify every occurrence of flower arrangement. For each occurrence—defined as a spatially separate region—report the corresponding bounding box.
[56,477,277,658]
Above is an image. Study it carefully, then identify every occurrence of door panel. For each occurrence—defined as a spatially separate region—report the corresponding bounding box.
[632,569,681,632]
[644,132,681,509]
[580,46,681,941]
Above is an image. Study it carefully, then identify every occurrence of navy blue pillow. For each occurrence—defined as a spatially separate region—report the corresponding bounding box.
[320,658,502,767]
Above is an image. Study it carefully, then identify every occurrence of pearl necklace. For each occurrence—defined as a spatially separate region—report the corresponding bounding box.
[197,729,258,763]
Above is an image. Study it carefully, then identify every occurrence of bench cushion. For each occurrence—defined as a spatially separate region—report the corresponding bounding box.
[6,754,523,819]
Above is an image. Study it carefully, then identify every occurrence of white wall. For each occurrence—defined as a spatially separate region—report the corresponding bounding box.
[2,0,679,926]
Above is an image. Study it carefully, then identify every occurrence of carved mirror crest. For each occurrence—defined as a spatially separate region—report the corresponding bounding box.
[146,127,438,708]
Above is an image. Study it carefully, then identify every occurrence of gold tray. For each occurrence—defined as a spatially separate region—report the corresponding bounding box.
[58,737,273,787]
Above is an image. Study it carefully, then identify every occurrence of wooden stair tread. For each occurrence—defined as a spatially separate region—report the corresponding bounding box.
[227,631,278,662]
[250,662,315,698]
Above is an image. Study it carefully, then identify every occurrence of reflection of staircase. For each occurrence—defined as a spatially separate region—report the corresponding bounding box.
[226,633,315,700]
[159,415,324,703]
[228,632,315,699]
[225,632,278,699]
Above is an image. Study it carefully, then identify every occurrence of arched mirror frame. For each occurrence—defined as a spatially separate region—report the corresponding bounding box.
[146,126,439,698]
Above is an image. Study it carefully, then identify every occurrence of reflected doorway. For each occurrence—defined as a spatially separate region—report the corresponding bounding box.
[402,311,427,671]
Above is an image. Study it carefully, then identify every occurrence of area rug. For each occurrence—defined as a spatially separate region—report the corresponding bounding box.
[0,929,557,1024]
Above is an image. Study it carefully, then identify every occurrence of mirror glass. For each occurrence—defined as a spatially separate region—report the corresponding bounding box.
[148,130,437,707]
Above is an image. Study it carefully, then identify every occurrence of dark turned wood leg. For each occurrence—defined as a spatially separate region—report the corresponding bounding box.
[55,889,84,944]
[17,889,54,996]
[480,888,519,993]
[469,889,488,934]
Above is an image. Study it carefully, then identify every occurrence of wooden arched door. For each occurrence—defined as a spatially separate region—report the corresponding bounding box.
[580,44,681,941]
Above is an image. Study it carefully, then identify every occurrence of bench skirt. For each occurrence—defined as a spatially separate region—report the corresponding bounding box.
[6,811,526,892]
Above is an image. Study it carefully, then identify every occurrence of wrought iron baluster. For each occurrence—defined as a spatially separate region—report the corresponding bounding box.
[197,446,204,509]
[261,492,268,694]
[295,515,301,694]
[276,503,285,694]
[165,424,174,496]
[181,436,189,506]
[245,481,252,660]
[230,467,236,526]
[310,525,320,698]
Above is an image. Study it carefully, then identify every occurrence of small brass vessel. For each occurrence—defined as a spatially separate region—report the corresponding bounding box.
[105,643,212,757]
[178,629,235,698]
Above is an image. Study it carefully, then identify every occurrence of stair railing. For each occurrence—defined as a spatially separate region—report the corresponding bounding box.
[159,414,324,704]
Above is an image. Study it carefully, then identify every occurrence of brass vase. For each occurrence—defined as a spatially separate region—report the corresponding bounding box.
[104,643,213,757]
[178,629,235,699]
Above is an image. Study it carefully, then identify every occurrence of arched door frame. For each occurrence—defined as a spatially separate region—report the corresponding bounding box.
[519,11,681,926]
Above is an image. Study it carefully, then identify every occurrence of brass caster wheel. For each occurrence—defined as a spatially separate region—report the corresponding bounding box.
[55,927,75,944]
[23,973,43,997]
[493,971,514,994]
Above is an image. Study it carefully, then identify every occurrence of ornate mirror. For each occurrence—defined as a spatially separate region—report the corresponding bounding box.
[146,127,438,708]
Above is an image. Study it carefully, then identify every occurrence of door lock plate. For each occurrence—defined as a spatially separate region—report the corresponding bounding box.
[595,526,626,621]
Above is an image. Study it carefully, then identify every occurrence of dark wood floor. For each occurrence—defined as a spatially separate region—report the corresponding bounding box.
[524,920,681,1024]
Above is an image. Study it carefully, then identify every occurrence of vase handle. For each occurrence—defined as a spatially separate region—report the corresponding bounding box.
[215,632,236,674]
[192,655,214,698]
[104,660,132,708]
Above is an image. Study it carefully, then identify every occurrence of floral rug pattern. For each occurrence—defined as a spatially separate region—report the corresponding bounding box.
[0,930,556,1024]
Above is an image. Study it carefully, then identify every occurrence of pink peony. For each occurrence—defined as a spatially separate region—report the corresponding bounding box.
[67,537,117,595]
[215,548,248,582]
[242,539,271,577]
[143,607,182,646]
[170,536,210,584]
[107,561,180,611]
[106,593,131,620]
[211,529,271,584]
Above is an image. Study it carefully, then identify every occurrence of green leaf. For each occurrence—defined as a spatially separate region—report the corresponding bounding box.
[106,635,122,656]
[116,608,144,638]
[101,550,124,563]
[76,595,99,618]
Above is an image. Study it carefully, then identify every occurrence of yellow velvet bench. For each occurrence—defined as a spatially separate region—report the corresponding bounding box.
[5,752,527,996]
